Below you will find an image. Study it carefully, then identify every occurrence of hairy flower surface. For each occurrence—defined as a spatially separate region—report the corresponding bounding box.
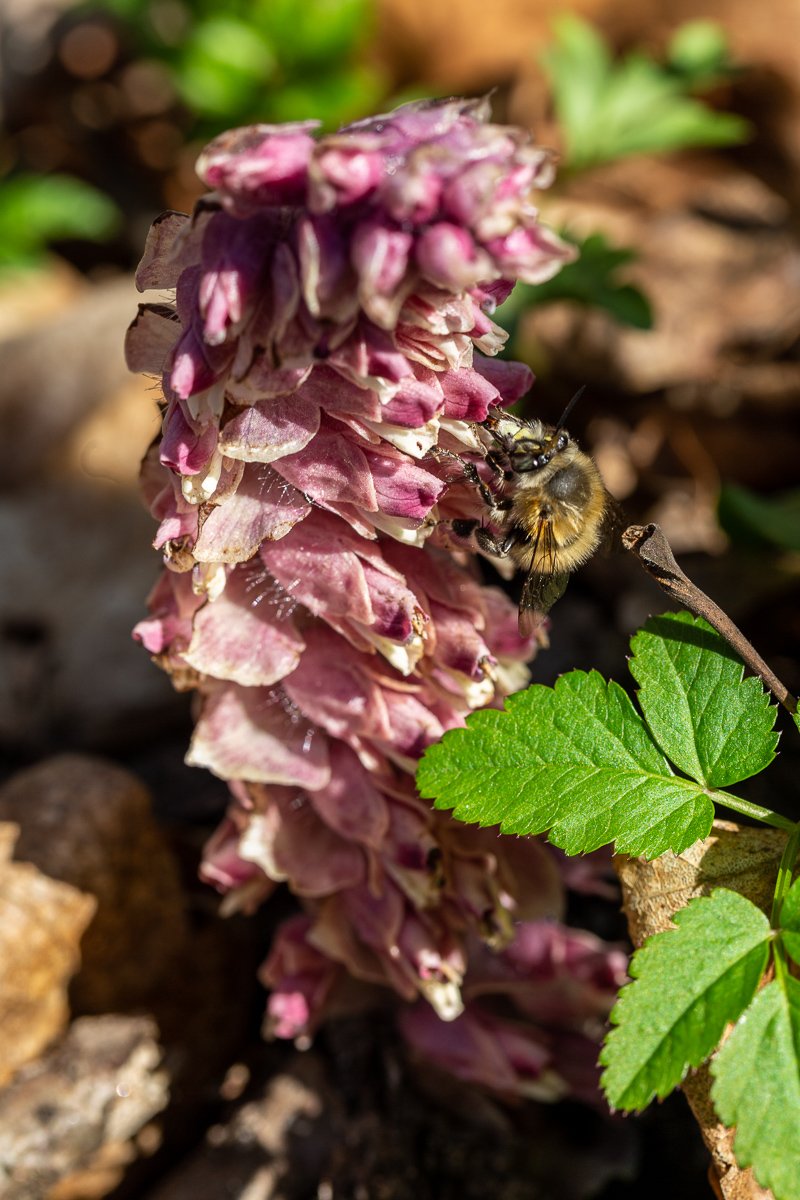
[129,97,619,1102]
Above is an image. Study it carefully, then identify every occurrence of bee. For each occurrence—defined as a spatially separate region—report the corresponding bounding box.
[451,390,613,636]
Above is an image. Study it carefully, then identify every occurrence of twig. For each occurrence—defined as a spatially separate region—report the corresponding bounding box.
[622,523,798,716]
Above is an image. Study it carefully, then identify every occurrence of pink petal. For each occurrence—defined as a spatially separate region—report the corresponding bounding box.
[193,464,311,564]
[309,144,384,210]
[252,789,366,897]
[183,564,305,686]
[125,304,180,375]
[260,510,374,623]
[362,448,446,519]
[283,625,392,742]
[188,681,330,788]
[219,393,321,463]
[299,365,382,421]
[196,123,319,209]
[415,222,494,291]
[135,210,199,290]
[472,354,534,405]
[428,599,491,680]
[160,399,217,475]
[310,742,390,849]
[198,212,275,345]
[260,914,340,1038]
[485,224,576,285]
[399,1005,520,1094]
[272,420,378,512]
[381,369,444,427]
[440,366,501,421]
[351,219,414,328]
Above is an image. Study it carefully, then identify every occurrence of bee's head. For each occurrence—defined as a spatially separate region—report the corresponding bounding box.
[510,427,570,473]
[484,412,570,474]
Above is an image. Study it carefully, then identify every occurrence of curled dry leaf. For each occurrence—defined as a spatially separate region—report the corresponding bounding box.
[0,824,96,1088]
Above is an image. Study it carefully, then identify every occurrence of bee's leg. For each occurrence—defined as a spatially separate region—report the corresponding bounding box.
[474,526,519,558]
[459,460,503,510]
[485,450,513,482]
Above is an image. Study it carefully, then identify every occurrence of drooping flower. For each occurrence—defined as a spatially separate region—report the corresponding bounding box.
[129,97,620,1102]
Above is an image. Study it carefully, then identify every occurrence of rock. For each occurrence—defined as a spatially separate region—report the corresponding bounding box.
[0,1014,168,1200]
[0,483,180,754]
[0,824,96,1087]
[0,272,158,487]
[0,756,186,1015]
[145,1052,341,1200]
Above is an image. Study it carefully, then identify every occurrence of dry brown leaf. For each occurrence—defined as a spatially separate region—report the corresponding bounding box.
[0,824,96,1088]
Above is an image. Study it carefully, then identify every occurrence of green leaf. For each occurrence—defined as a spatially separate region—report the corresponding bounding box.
[667,20,735,85]
[601,889,770,1111]
[509,231,653,331]
[0,174,120,267]
[176,16,276,117]
[416,670,716,859]
[779,877,800,967]
[253,0,371,68]
[630,611,778,789]
[541,15,750,171]
[264,64,385,128]
[718,482,800,553]
[712,976,800,1200]
[541,15,612,160]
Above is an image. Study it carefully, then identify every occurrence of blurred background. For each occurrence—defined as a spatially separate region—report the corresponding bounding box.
[1,0,799,1196]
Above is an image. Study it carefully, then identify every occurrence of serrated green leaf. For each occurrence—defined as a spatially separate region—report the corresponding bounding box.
[712,976,800,1200]
[601,889,770,1111]
[719,482,800,553]
[779,877,800,967]
[630,611,778,788]
[416,670,716,859]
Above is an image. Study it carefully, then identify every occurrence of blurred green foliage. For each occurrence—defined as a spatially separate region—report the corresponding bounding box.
[666,20,740,88]
[0,174,121,270]
[94,0,385,129]
[542,14,749,171]
[718,484,800,554]
[1,0,751,340]
[499,232,653,341]
[501,15,748,344]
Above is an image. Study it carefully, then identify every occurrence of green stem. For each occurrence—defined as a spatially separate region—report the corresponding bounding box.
[711,790,797,833]
[770,823,800,928]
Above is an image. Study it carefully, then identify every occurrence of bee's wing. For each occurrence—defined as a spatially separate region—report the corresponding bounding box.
[518,570,569,635]
[518,515,568,635]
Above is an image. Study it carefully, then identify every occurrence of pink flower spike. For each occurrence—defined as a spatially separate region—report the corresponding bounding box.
[130,95,620,1105]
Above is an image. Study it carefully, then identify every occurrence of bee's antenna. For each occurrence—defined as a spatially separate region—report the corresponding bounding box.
[555,385,586,433]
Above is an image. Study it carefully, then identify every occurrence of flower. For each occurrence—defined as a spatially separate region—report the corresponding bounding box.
[129,97,620,1103]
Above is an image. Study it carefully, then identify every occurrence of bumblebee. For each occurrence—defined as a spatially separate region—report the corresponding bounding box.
[453,394,613,635]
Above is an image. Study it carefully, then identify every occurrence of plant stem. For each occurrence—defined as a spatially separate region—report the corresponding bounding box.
[770,822,800,927]
[622,523,798,715]
[711,790,796,833]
